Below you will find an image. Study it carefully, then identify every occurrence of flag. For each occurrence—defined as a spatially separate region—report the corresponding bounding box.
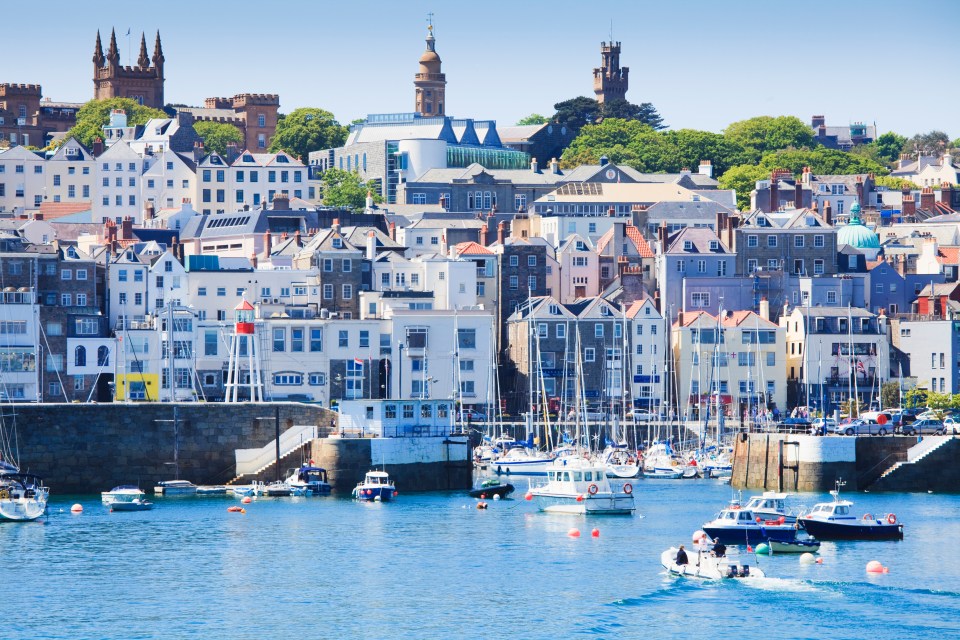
[856,360,865,373]
[125,28,131,36]
[353,357,364,366]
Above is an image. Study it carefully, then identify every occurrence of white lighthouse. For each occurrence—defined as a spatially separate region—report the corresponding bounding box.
[224,298,263,402]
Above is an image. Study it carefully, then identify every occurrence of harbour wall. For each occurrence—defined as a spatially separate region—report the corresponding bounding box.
[6,402,336,493]
[309,436,472,493]
[730,433,960,492]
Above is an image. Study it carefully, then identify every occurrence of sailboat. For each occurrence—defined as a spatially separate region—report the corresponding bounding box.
[0,414,48,522]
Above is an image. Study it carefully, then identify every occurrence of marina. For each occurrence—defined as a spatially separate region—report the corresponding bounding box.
[5,480,958,639]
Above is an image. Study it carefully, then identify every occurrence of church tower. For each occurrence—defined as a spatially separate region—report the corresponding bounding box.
[593,41,629,103]
[414,22,446,117]
[93,29,165,109]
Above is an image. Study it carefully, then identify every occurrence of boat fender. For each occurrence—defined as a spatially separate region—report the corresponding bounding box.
[623,483,633,495]
[587,484,599,495]
[862,513,873,521]
[887,513,897,525]
[0,489,8,500]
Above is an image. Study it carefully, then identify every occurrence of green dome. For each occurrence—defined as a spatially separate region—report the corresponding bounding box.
[837,208,879,250]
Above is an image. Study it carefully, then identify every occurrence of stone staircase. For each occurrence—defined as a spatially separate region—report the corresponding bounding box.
[227,424,319,485]
[869,436,957,491]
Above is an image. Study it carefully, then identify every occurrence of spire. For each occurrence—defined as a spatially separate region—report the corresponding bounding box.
[107,28,120,65]
[137,32,149,68]
[93,30,104,66]
[153,31,165,65]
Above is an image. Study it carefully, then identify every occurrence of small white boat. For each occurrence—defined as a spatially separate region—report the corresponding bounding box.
[102,485,146,505]
[262,481,293,497]
[767,539,821,554]
[353,470,396,502]
[109,498,154,511]
[491,446,556,476]
[661,546,765,580]
[196,485,228,496]
[702,504,798,545]
[743,491,802,524]
[601,447,641,479]
[529,457,634,515]
[799,484,903,541]
[228,484,257,498]
[153,480,198,496]
[0,473,48,522]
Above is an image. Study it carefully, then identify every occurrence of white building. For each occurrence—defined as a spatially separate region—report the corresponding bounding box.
[141,148,197,212]
[0,145,45,213]
[0,285,40,401]
[94,140,146,222]
[625,298,667,412]
[45,138,95,206]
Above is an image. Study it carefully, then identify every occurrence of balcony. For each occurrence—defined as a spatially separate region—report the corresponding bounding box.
[824,376,876,387]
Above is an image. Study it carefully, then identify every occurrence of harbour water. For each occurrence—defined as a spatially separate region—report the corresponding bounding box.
[5,480,959,639]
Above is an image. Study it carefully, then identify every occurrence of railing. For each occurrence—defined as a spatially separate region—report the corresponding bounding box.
[907,435,949,462]
[234,424,318,477]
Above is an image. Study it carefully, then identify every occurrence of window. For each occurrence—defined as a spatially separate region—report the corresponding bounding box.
[342,284,353,300]
[795,236,804,248]
[274,373,303,386]
[814,259,824,275]
[61,269,72,280]
[309,328,323,352]
[747,259,758,273]
[509,255,518,267]
[273,328,285,352]
[509,275,518,290]
[74,346,86,367]
[794,259,804,275]
[595,324,604,338]
[814,235,824,248]
[342,259,352,272]
[747,235,758,248]
[291,328,304,352]
[697,259,706,273]
[692,292,710,308]
[528,276,536,290]
[97,346,109,367]
[767,235,777,248]
[528,256,537,267]
[767,352,776,367]
[584,348,595,362]
[308,373,326,386]
[323,284,333,299]
[827,290,837,304]
[557,324,566,339]
[458,328,477,349]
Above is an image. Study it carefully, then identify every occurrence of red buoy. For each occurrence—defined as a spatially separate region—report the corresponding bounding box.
[525,492,533,501]
[591,528,600,538]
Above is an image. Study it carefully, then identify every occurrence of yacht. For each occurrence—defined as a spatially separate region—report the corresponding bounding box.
[702,504,798,545]
[529,457,634,515]
[284,466,332,495]
[153,479,198,496]
[600,446,641,479]
[102,485,146,505]
[799,484,903,541]
[0,472,48,522]
[353,470,396,502]
[491,446,556,477]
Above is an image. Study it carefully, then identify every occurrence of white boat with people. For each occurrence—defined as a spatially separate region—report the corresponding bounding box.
[284,465,332,495]
[0,469,48,522]
[529,456,635,515]
[661,544,765,580]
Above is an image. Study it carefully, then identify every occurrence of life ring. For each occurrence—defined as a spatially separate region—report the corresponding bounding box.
[587,484,599,495]
[671,460,679,467]
[0,489,8,499]
[887,513,897,525]
[862,513,873,521]
[623,483,633,495]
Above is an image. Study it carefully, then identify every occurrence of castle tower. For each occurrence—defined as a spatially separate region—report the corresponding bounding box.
[414,22,446,117]
[224,298,264,403]
[593,41,629,103]
[93,29,165,109]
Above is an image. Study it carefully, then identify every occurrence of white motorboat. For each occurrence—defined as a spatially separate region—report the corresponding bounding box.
[743,491,802,524]
[798,483,903,541]
[262,481,293,497]
[353,470,396,502]
[109,498,154,511]
[529,457,634,515]
[102,485,146,505]
[284,466,332,495]
[196,485,228,496]
[642,443,686,479]
[153,480,198,496]
[0,472,48,522]
[702,504,798,545]
[661,546,765,580]
[228,484,257,498]
[491,446,556,476]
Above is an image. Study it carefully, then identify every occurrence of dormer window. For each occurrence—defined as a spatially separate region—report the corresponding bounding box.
[332,238,343,249]
[709,241,719,251]
[815,317,825,332]
[548,304,560,315]
[683,241,694,251]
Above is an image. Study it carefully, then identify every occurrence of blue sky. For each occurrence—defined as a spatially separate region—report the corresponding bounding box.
[11,0,959,138]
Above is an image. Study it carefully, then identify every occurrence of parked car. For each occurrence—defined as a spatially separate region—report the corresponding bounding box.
[897,419,945,436]
[809,418,838,435]
[462,410,487,422]
[944,417,959,435]
[777,417,812,433]
[832,419,890,436]
[626,410,654,422]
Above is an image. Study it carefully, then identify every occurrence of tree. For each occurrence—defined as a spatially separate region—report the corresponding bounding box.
[875,132,908,163]
[723,116,814,163]
[718,164,768,211]
[66,97,167,148]
[881,381,901,410]
[952,138,960,151]
[758,147,888,177]
[560,118,650,167]
[516,113,548,126]
[551,97,602,131]
[192,121,243,156]
[873,175,919,191]
[320,168,382,211]
[902,130,950,156]
[599,99,666,130]
[269,107,348,161]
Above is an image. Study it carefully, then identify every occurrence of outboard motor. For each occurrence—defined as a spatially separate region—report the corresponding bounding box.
[739,565,750,578]
[727,565,738,578]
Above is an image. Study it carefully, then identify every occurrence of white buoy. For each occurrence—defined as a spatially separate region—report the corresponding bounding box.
[493,494,501,501]
[70,503,83,513]
[800,553,816,564]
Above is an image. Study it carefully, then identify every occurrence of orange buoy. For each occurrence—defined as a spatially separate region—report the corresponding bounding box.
[477,501,488,510]
[525,492,533,501]
[567,528,581,538]
[241,496,252,504]
[70,503,83,513]
[866,560,884,573]
[591,528,600,538]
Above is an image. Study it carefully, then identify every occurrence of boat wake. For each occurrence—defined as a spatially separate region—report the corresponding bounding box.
[738,577,823,594]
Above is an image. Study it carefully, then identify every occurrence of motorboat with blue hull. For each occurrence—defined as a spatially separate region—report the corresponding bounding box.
[353,471,396,502]
[768,539,821,554]
[798,485,903,541]
[0,472,48,522]
[109,498,154,511]
[661,546,765,580]
[468,477,514,499]
[153,480,198,496]
[702,505,798,545]
[529,457,634,515]
[285,466,332,495]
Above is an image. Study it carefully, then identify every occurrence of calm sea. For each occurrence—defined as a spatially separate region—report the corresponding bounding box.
[5,481,959,639]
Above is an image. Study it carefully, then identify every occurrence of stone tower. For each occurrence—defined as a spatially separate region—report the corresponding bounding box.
[93,29,165,109]
[593,41,629,103]
[414,24,446,117]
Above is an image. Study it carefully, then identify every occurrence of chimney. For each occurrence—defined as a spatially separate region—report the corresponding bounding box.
[823,200,833,226]
[653,289,661,312]
[599,155,609,167]
[657,220,668,252]
[389,221,396,241]
[250,252,258,269]
[898,154,911,170]
[263,228,272,256]
[759,297,770,322]
[811,115,825,129]
[608,206,615,217]
[795,180,804,209]
[855,175,864,204]
[120,216,133,240]
[920,187,934,211]
[531,158,539,173]
[698,159,713,178]
[93,137,104,157]
[480,223,488,244]
[715,210,725,234]
[294,229,302,247]
[725,215,735,251]
[903,195,916,218]
[366,229,376,260]
[549,158,559,175]
[169,234,178,256]
[225,142,239,163]
[365,190,374,212]
[941,182,953,206]
[273,192,290,210]
[896,254,906,277]
[331,218,341,234]
[801,166,811,187]
[193,140,205,162]
[497,221,505,245]
[33,213,44,221]
[769,173,778,212]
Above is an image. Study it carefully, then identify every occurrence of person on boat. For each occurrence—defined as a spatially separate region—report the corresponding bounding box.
[675,545,688,566]
[712,538,726,558]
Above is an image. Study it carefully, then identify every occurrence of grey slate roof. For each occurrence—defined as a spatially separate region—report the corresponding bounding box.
[665,227,729,254]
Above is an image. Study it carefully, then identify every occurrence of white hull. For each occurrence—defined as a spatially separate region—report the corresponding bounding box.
[534,492,635,515]
[606,464,641,479]
[661,547,765,580]
[491,458,554,476]
[0,497,46,521]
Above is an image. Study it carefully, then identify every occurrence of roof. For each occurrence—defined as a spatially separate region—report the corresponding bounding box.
[937,247,960,265]
[455,241,493,256]
[497,123,549,141]
[918,282,960,297]
[594,224,654,258]
[674,310,776,329]
[537,182,712,205]
[346,116,457,146]
[792,306,875,318]
[39,202,94,220]
[664,227,729,254]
